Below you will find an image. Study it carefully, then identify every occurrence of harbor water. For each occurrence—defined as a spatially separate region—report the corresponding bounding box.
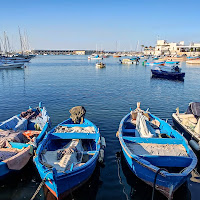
[0,55,200,200]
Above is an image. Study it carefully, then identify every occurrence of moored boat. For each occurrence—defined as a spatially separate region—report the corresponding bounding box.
[186,59,200,64]
[117,102,197,199]
[34,106,105,199]
[96,62,106,68]
[145,61,165,66]
[88,54,103,60]
[0,102,50,179]
[172,102,200,154]
[151,65,185,80]
[0,61,24,69]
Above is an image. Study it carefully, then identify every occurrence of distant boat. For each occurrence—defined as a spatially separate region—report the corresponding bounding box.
[172,102,200,154]
[186,59,200,64]
[113,54,121,58]
[0,61,24,69]
[120,59,134,64]
[96,62,106,68]
[151,65,185,80]
[145,61,165,66]
[34,106,105,199]
[117,102,197,199]
[0,102,50,179]
[88,54,103,60]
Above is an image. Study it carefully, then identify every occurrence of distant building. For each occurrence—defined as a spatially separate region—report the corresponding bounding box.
[154,40,200,56]
[143,46,155,55]
[73,50,85,55]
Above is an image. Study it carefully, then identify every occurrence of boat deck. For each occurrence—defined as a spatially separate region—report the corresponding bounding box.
[126,142,188,157]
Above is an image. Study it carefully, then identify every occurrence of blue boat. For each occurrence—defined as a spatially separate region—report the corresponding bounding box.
[117,103,197,199]
[145,61,165,66]
[0,102,50,179]
[34,106,105,199]
[165,61,180,65]
[151,65,185,80]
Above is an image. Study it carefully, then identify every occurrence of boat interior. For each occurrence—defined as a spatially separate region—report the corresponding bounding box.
[176,113,200,135]
[40,120,98,172]
[122,110,193,172]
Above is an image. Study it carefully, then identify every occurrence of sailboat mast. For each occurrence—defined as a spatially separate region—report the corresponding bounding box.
[4,31,8,56]
[18,27,23,55]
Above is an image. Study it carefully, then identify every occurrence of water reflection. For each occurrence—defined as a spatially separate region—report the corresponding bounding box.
[150,76,185,83]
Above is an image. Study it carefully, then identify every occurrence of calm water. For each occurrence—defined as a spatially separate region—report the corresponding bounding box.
[0,55,200,200]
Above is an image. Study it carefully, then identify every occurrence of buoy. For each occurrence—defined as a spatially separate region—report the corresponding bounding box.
[189,140,200,151]
[101,137,106,149]
[116,131,119,138]
[98,149,104,163]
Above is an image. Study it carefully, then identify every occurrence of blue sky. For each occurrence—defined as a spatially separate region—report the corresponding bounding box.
[0,0,200,51]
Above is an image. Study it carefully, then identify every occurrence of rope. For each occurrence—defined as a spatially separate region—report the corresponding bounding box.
[30,171,51,200]
[152,168,168,200]
[116,152,129,200]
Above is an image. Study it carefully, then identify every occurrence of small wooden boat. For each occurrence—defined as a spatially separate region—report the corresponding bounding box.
[117,102,197,199]
[172,102,200,154]
[186,59,200,64]
[96,62,106,68]
[34,106,105,199]
[151,65,185,80]
[0,102,50,179]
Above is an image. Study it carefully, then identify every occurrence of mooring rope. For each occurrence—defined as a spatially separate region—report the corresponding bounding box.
[116,152,129,200]
[152,168,168,200]
[30,171,51,200]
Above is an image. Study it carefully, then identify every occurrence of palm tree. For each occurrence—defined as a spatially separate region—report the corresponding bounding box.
[141,45,144,52]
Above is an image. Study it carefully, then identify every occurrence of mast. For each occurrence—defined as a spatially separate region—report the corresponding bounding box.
[4,31,8,56]
[18,26,23,55]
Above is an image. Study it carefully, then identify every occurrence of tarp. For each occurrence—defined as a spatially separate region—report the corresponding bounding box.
[186,102,200,117]
[135,112,156,138]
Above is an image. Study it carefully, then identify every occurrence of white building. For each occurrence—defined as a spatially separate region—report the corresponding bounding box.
[154,40,200,56]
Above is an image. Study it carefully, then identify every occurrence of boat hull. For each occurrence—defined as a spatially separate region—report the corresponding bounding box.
[121,146,187,199]
[151,70,185,80]
[0,63,24,69]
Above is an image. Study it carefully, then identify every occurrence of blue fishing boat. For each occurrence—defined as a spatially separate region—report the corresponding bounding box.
[117,103,197,199]
[151,65,185,80]
[145,61,165,66]
[0,102,50,179]
[165,61,180,65]
[34,106,105,199]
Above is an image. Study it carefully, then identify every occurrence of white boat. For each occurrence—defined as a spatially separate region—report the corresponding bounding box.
[172,102,200,153]
[96,62,106,68]
[0,61,24,69]
[88,54,103,60]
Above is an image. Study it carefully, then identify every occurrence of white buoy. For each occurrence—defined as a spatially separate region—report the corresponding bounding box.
[101,137,106,149]
[98,149,104,163]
